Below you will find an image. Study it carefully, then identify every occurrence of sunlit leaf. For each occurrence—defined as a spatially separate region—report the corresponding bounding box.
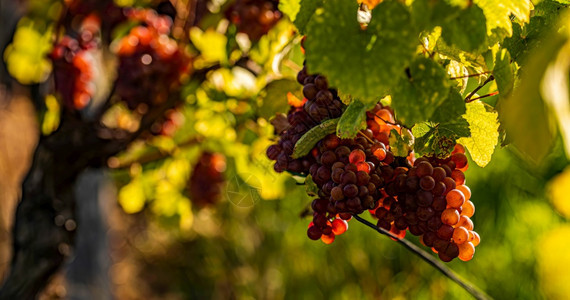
[389,129,414,157]
[457,100,500,167]
[279,0,301,21]
[474,0,533,36]
[119,179,146,214]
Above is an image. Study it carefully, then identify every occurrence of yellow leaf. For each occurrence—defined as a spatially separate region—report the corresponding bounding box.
[4,24,53,84]
[474,0,533,36]
[457,100,499,167]
[118,179,146,214]
[548,167,570,218]
[189,28,227,66]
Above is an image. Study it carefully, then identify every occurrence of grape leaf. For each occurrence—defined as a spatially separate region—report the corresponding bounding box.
[412,89,470,157]
[440,4,487,52]
[412,120,470,158]
[292,118,339,158]
[305,0,417,104]
[457,101,500,167]
[389,129,414,157]
[412,0,487,52]
[337,100,367,139]
[294,0,323,35]
[474,0,533,36]
[493,49,515,98]
[446,60,469,95]
[503,1,565,63]
[392,57,450,127]
[430,89,467,124]
[279,0,301,21]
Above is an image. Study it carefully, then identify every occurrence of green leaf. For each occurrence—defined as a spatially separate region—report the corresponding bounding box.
[412,89,470,157]
[389,129,414,157]
[503,1,565,63]
[294,0,323,34]
[457,101,500,167]
[305,0,417,103]
[412,122,435,154]
[292,118,339,158]
[279,0,301,21]
[392,57,450,127]
[493,48,515,98]
[430,89,467,124]
[412,0,487,52]
[474,0,533,37]
[440,4,487,52]
[412,120,470,158]
[258,79,303,119]
[337,100,367,139]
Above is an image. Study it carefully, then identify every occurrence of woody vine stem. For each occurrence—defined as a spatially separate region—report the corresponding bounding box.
[352,214,491,300]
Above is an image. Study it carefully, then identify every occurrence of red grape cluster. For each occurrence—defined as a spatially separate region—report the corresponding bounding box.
[51,15,101,111]
[370,144,479,262]
[188,152,227,207]
[114,9,190,109]
[267,58,479,262]
[226,0,282,41]
[266,64,345,174]
[306,104,406,244]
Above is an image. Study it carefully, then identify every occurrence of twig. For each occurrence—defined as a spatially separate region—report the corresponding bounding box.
[466,91,499,103]
[352,214,492,300]
[450,72,490,80]
[465,75,494,102]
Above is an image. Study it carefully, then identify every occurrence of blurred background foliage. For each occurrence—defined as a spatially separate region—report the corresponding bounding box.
[2,0,570,299]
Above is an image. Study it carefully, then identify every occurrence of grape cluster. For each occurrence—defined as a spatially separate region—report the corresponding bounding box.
[51,16,100,111]
[371,144,479,262]
[114,9,190,109]
[226,0,282,41]
[266,64,345,174]
[188,152,227,207]
[306,104,405,244]
[266,54,479,262]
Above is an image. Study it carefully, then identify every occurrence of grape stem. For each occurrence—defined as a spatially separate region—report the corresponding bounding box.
[465,75,495,102]
[352,214,492,300]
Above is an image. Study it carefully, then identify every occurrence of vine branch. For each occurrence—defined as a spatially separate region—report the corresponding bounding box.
[466,91,499,103]
[352,214,491,300]
[465,75,495,102]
